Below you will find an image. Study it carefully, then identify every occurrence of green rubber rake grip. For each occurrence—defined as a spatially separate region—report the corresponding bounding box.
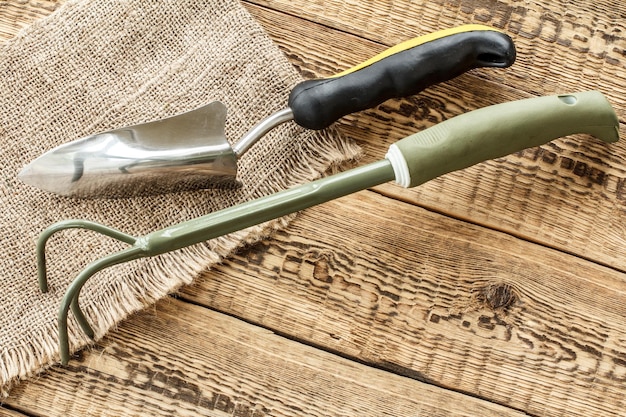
[386,90,619,188]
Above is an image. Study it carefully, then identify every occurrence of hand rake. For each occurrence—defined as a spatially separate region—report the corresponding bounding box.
[36,91,619,364]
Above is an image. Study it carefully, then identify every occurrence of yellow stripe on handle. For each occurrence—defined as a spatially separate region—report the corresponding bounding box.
[332,24,502,78]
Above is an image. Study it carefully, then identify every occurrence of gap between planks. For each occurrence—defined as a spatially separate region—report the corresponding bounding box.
[369,185,626,276]
[4,298,531,417]
[0,405,29,417]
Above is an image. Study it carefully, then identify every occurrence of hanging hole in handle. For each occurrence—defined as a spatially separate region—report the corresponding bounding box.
[476,52,510,67]
[558,95,578,105]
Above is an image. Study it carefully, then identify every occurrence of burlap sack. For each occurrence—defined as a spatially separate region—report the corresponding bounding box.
[0,0,360,396]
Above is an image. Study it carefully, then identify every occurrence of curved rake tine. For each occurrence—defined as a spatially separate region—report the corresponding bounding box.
[58,246,145,365]
[36,219,140,363]
[37,220,137,293]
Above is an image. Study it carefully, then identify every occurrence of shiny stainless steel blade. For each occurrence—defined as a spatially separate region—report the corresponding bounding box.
[18,102,239,198]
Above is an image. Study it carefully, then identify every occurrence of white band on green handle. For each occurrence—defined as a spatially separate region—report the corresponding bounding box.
[386,144,412,187]
[386,91,619,188]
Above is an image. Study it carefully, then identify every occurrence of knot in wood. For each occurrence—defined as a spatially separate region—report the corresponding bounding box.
[478,282,519,311]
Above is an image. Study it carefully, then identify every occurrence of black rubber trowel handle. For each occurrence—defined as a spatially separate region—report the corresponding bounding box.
[287,24,516,130]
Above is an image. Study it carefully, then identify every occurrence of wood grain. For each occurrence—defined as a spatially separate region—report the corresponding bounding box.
[181,190,626,417]
[3,298,530,417]
[246,2,626,271]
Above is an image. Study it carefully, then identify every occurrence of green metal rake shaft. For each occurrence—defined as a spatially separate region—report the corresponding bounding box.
[41,161,395,363]
[37,91,619,364]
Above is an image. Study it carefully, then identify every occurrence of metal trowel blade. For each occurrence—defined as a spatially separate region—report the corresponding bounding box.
[18,102,240,198]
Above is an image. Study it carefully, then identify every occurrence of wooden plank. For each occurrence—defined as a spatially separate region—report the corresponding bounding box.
[3,298,529,417]
[245,2,626,271]
[250,0,626,102]
[181,190,626,417]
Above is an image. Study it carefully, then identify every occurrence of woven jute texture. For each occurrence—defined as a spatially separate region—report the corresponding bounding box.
[0,0,360,396]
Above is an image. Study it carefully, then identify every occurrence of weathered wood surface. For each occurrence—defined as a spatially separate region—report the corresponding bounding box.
[2,0,625,416]
[186,191,626,416]
[5,298,531,417]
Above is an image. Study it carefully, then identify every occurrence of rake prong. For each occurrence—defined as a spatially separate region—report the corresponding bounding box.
[57,246,145,365]
[71,296,95,340]
[37,220,138,293]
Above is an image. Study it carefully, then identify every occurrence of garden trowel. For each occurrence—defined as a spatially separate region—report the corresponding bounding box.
[18,25,516,198]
